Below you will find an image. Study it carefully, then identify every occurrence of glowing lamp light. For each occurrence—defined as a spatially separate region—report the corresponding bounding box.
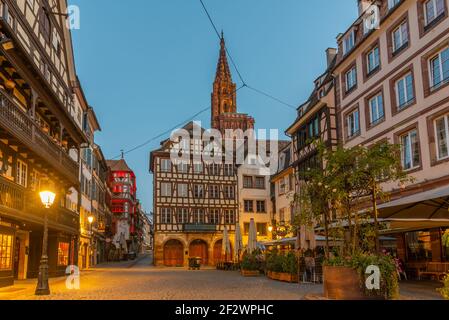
[268,226,274,233]
[88,216,94,224]
[39,191,56,209]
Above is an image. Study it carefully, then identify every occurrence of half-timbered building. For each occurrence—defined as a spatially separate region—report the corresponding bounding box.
[150,36,252,267]
[286,48,339,183]
[0,0,86,287]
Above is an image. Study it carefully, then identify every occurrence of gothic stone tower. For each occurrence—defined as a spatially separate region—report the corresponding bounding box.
[211,34,254,136]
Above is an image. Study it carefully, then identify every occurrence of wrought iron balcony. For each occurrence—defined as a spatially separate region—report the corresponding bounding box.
[0,90,79,185]
[0,176,25,211]
[0,176,79,232]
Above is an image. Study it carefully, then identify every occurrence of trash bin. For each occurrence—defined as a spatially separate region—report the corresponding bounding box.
[188,257,201,270]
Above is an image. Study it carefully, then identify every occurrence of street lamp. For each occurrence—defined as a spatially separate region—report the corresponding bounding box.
[35,190,56,296]
[88,215,94,268]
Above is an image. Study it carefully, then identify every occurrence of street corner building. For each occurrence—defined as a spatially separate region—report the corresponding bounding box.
[0,0,86,287]
[149,35,255,268]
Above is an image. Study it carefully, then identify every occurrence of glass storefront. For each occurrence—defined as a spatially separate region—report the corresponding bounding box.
[405,231,433,262]
[0,233,13,270]
[57,242,70,266]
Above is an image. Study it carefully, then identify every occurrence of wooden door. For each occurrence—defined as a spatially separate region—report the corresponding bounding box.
[164,240,184,267]
[189,240,208,265]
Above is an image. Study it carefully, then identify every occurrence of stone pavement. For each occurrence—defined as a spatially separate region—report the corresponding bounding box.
[0,255,444,300]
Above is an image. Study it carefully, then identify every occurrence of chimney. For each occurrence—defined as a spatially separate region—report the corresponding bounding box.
[358,0,372,16]
[326,48,337,67]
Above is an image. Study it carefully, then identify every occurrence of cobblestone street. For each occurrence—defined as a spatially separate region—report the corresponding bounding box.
[0,255,443,300]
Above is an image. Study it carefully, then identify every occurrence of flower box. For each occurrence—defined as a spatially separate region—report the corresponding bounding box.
[241,269,260,277]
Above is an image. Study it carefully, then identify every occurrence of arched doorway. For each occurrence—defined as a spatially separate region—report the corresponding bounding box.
[189,240,208,265]
[213,240,233,263]
[164,240,184,267]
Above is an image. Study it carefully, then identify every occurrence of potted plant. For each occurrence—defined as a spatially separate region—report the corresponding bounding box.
[438,274,449,300]
[266,251,298,283]
[293,142,408,300]
[240,251,261,277]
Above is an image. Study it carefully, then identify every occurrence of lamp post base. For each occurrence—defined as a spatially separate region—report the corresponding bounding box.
[35,256,50,296]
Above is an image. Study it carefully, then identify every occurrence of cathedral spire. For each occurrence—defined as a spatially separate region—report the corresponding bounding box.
[215,32,232,83]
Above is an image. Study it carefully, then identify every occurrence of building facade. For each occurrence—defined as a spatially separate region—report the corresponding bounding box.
[270,142,296,239]
[334,0,449,263]
[150,36,254,267]
[0,0,86,287]
[237,151,273,245]
[106,158,138,260]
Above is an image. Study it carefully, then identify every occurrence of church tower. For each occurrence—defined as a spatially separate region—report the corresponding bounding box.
[211,33,254,135]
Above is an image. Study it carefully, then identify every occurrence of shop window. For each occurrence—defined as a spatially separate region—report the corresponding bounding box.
[0,233,13,270]
[405,231,432,261]
[57,242,69,266]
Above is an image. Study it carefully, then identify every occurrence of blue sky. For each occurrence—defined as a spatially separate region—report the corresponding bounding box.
[69,0,357,211]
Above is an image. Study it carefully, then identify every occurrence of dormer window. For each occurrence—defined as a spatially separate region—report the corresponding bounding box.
[343,30,355,55]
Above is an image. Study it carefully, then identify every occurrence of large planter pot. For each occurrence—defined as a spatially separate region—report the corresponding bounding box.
[323,266,367,300]
[267,271,298,283]
[241,269,260,277]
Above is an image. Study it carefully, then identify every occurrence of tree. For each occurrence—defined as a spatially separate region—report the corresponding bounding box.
[357,142,411,252]
[293,141,411,257]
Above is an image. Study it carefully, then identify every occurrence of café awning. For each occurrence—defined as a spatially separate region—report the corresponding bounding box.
[378,185,449,221]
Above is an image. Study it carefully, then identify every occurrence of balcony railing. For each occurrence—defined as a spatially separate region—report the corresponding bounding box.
[112,192,135,201]
[0,176,79,231]
[0,90,79,184]
[0,176,25,211]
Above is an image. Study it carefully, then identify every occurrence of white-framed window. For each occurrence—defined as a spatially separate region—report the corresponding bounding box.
[244,200,254,213]
[392,21,409,52]
[395,72,414,109]
[208,164,220,175]
[161,182,172,197]
[223,163,234,176]
[345,66,357,92]
[369,93,385,125]
[209,185,220,199]
[177,162,189,173]
[400,129,421,170]
[208,209,220,224]
[193,184,204,198]
[193,209,205,224]
[367,46,380,74]
[177,208,189,224]
[161,208,172,224]
[256,200,266,213]
[178,183,188,197]
[255,176,265,189]
[429,47,449,89]
[343,30,355,55]
[224,185,235,199]
[279,179,286,195]
[16,159,27,187]
[193,162,203,174]
[388,0,401,10]
[435,114,449,160]
[424,0,445,26]
[224,209,235,224]
[346,109,360,138]
[161,159,171,173]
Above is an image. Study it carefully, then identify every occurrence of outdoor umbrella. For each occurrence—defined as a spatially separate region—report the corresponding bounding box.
[299,225,317,250]
[222,226,231,262]
[378,185,449,221]
[247,218,258,254]
[234,223,243,262]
